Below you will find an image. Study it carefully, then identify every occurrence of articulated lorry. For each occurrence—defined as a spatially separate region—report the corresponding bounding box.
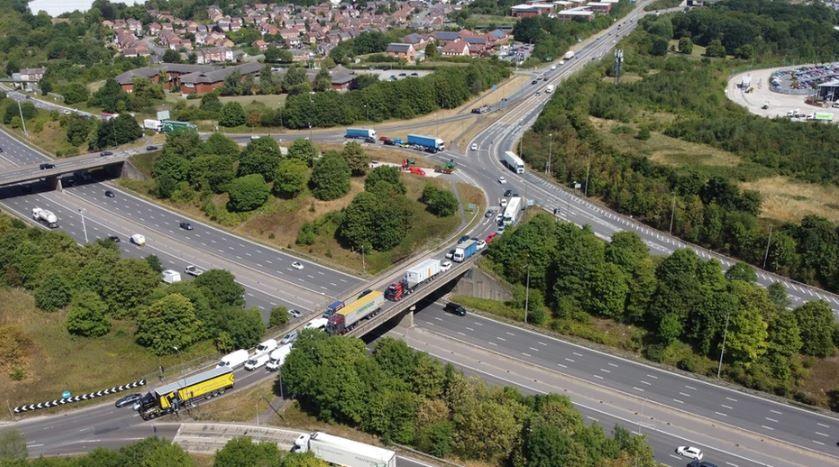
[326,290,384,334]
[385,258,442,301]
[345,128,376,142]
[502,151,525,174]
[293,432,396,467]
[503,196,523,225]
[32,207,58,228]
[407,134,445,153]
[135,366,234,420]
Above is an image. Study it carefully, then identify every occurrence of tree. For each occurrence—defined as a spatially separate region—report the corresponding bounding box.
[89,78,128,113]
[145,254,163,273]
[101,259,160,318]
[66,116,93,146]
[650,37,669,56]
[270,306,289,328]
[726,262,757,283]
[203,132,240,158]
[214,437,281,467]
[227,174,270,212]
[583,262,628,319]
[163,130,203,160]
[288,138,318,166]
[282,66,308,93]
[189,155,236,193]
[264,46,293,63]
[420,184,458,217]
[313,67,332,92]
[238,137,282,182]
[425,42,437,59]
[218,308,266,352]
[795,300,835,357]
[194,269,245,309]
[34,272,72,311]
[136,293,202,355]
[310,152,351,200]
[274,159,309,198]
[648,249,703,343]
[219,102,246,127]
[38,78,53,96]
[66,290,111,337]
[678,36,693,54]
[93,113,143,149]
[200,93,223,114]
[726,281,769,364]
[364,166,405,194]
[0,429,27,462]
[281,452,327,467]
[339,191,410,251]
[341,141,370,176]
[258,64,276,94]
[767,309,802,358]
[706,39,726,57]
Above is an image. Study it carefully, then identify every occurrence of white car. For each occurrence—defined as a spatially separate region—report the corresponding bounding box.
[498,176,507,184]
[675,446,703,460]
[291,261,304,270]
[445,249,455,259]
[130,233,146,246]
[470,143,478,151]
[500,198,508,208]
[475,240,487,250]
[550,64,557,70]
[440,260,452,272]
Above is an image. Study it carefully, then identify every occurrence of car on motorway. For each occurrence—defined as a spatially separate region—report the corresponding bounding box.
[185,265,204,276]
[444,302,467,316]
[688,461,718,467]
[100,151,113,157]
[146,145,157,151]
[500,198,508,208]
[458,235,471,243]
[280,330,299,345]
[288,309,303,319]
[503,189,513,197]
[486,232,497,244]
[445,249,455,259]
[39,163,55,170]
[440,260,452,272]
[114,393,143,408]
[130,233,146,246]
[107,235,120,243]
[551,64,557,70]
[179,221,193,230]
[475,239,487,250]
[498,176,507,184]
[535,91,541,96]
[484,209,495,219]
[675,446,703,460]
[291,261,304,270]
[104,190,115,198]
[471,143,478,151]
[305,317,328,331]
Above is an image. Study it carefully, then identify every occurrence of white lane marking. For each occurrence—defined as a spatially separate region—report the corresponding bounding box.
[488,341,498,346]
[505,331,515,336]
[646,374,658,380]
[586,415,599,422]
[761,425,775,431]
[522,352,532,357]
[813,440,825,446]
[434,317,442,321]
[725,462,739,467]
[765,417,778,423]
[572,351,583,357]
[640,380,651,386]
[457,332,466,337]
[538,341,547,346]
[715,411,728,417]
[599,368,611,373]
[769,409,782,415]
[496,336,506,342]
[608,362,619,368]
[817,422,831,428]
[673,398,684,404]
[557,363,567,368]
[564,358,575,363]
[721,404,733,410]
[684,385,697,390]
[632,386,645,392]
[669,454,682,461]
[725,397,738,402]
[465,327,475,332]
[593,374,604,380]
[529,346,539,352]
[678,392,691,398]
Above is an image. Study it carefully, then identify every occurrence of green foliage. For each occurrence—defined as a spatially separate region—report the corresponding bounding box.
[238,137,282,181]
[189,154,236,193]
[795,301,835,357]
[214,437,281,467]
[89,78,129,113]
[34,272,72,311]
[66,290,111,337]
[217,308,266,353]
[219,101,247,127]
[338,191,410,251]
[227,174,270,212]
[310,151,351,200]
[274,159,309,198]
[136,293,201,355]
[162,48,181,63]
[364,166,406,195]
[200,93,223,115]
[91,113,143,150]
[264,46,293,63]
[288,138,318,166]
[726,262,757,283]
[270,306,289,328]
[65,115,94,146]
[420,184,458,217]
[61,83,90,105]
[145,254,163,273]
[678,36,693,54]
[101,259,159,318]
[193,269,245,309]
[341,141,370,176]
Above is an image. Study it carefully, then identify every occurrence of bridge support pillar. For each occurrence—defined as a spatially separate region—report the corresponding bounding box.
[46,176,62,192]
[396,306,415,330]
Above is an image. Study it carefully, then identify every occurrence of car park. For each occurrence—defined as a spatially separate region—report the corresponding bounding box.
[676,446,703,460]
[114,393,143,408]
[291,261,304,270]
[444,302,467,316]
[179,221,193,230]
[440,260,452,272]
[104,190,115,198]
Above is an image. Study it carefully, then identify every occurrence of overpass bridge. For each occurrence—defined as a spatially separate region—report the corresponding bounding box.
[0,147,151,189]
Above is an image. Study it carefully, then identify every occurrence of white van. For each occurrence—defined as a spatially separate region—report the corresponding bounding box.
[266,344,292,371]
[244,353,270,371]
[305,317,328,331]
[161,269,181,284]
[130,233,146,246]
[255,338,278,355]
[216,349,249,369]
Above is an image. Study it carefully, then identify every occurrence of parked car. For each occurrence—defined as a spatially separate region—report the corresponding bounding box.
[104,190,115,198]
[444,302,467,316]
[676,446,703,461]
[291,261,304,270]
[440,260,452,272]
[114,393,143,408]
[179,221,193,230]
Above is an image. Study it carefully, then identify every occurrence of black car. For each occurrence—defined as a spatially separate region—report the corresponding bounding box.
[531,80,538,85]
[107,235,120,243]
[358,289,373,298]
[146,145,157,151]
[104,190,115,198]
[39,163,55,170]
[100,151,113,157]
[179,221,193,230]
[503,189,513,197]
[444,302,467,316]
[114,393,142,408]
[458,235,470,243]
[688,461,718,467]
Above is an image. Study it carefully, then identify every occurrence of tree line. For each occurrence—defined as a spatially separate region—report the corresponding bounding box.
[488,214,837,398]
[281,332,656,465]
[520,15,839,294]
[0,214,267,357]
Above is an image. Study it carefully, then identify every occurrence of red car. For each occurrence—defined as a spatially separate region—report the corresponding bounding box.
[485,232,498,244]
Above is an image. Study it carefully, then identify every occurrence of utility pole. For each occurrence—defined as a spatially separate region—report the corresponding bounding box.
[717,311,730,379]
[668,193,676,235]
[78,208,88,243]
[524,261,531,324]
[762,226,773,269]
[17,100,28,138]
[584,158,591,197]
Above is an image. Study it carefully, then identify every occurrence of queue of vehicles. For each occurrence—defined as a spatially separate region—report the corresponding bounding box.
[344,128,446,153]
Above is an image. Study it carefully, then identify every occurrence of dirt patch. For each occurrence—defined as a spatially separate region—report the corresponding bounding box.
[740,176,839,224]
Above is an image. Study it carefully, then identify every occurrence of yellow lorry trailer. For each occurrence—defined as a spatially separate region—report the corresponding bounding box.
[135,366,234,420]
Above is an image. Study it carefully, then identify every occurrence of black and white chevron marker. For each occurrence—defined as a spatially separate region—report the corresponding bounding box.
[14,379,146,414]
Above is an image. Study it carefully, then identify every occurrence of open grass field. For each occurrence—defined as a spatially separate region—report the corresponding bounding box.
[0,287,216,419]
[180,93,287,109]
[740,176,839,224]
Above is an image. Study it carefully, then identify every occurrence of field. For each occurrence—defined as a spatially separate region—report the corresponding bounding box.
[180,93,287,109]
[0,288,216,419]
[740,176,839,224]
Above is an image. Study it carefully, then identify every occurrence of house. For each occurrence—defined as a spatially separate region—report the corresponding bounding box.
[10,67,46,90]
[385,43,416,63]
[402,33,428,49]
[195,47,236,64]
[433,31,461,45]
[557,7,594,21]
[587,2,613,13]
[330,65,356,91]
[180,62,263,95]
[148,22,162,35]
[114,63,210,92]
[441,40,469,57]
[253,39,269,51]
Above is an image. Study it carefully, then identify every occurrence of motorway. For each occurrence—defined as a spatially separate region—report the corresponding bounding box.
[3,1,839,465]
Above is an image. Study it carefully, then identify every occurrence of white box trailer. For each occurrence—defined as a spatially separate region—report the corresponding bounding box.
[143,119,162,131]
[503,196,523,225]
[404,258,442,289]
[293,432,396,467]
[502,151,525,174]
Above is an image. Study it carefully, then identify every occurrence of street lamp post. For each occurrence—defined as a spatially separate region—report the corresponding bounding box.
[545,133,553,176]
[78,208,88,243]
[669,193,676,235]
[524,258,531,324]
[17,101,28,138]
[717,311,731,378]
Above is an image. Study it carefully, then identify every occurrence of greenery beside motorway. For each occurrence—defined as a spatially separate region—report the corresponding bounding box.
[479,213,839,407]
[520,0,839,294]
[281,332,656,465]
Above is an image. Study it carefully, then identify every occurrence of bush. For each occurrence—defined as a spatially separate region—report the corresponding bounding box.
[310,152,350,200]
[227,174,270,212]
[219,102,246,127]
[420,184,458,217]
[66,291,111,337]
[270,306,289,328]
[274,159,309,198]
[34,273,72,311]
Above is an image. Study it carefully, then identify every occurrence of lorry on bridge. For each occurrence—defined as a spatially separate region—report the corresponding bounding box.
[385,258,443,301]
[32,207,58,228]
[453,239,479,263]
[134,366,234,420]
[326,290,384,334]
[502,151,525,174]
[292,432,396,467]
[407,134,445,153]
[345,128,376,142]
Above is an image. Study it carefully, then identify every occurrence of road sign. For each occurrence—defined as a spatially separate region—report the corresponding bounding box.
[62,390,71,399]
